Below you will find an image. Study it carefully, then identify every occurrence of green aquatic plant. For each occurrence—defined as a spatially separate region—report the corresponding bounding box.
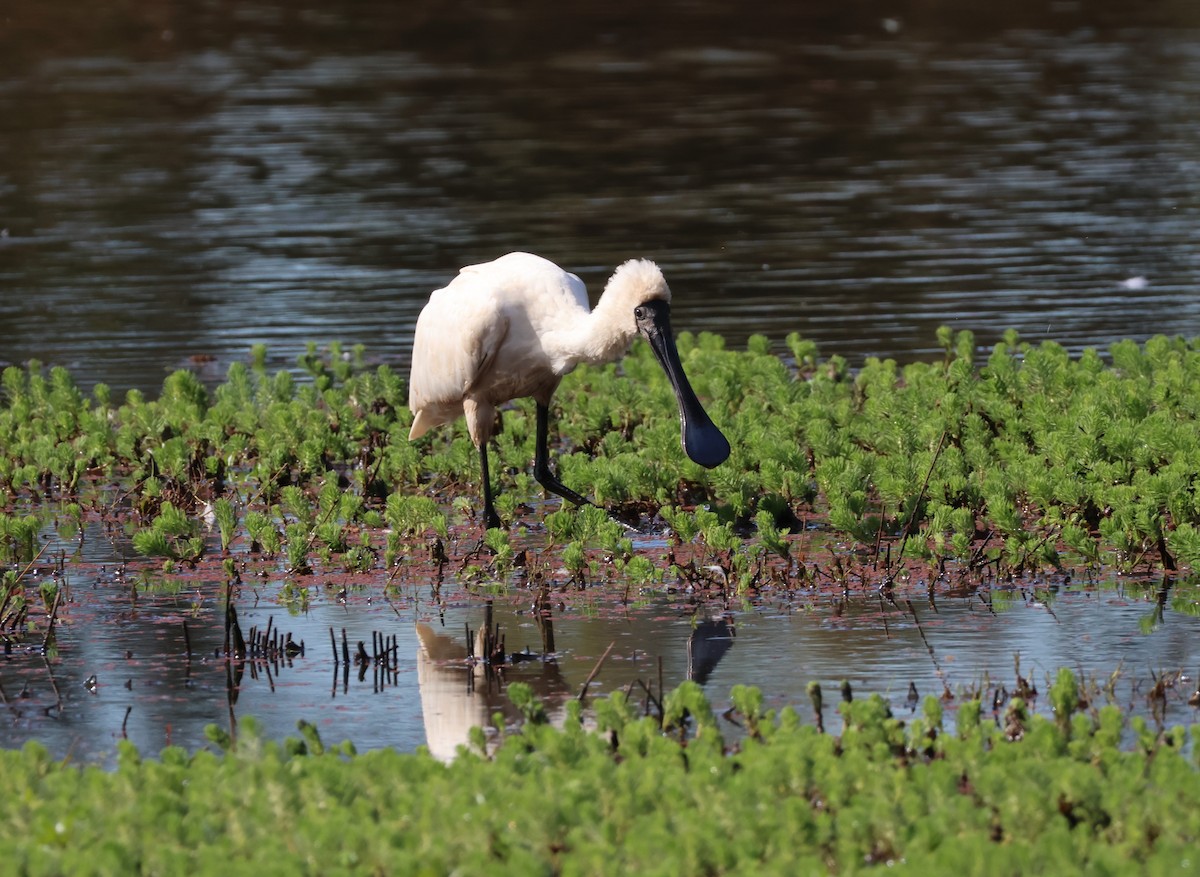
[562,540,588,583]
[484,526,514,576]
[384,493,447,540]
[131,502,203,563]
[0,513,39,564]
[284,522,313,575]
[622,554,658,586]
[659,505,701,545]
[0,675,1197,874]
[279,486,314,527]
[211,498,238,554]
[243,511,281,558]
[754,508,791,565]
[341,540,377,574]
[6,331,1200,582]
[543,508,577,544]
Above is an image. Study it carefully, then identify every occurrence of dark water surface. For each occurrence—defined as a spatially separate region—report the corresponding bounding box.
[3,2,1200,758]
[3,1,1200,393]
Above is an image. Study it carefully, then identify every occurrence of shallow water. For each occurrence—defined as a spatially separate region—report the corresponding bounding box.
[2,525,1197,762]
[3,2,1200,392]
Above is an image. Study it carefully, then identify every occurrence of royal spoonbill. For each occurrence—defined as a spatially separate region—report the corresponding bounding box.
[407,252,730,528]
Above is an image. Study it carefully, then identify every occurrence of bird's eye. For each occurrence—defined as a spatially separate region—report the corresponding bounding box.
[634,306,645,320]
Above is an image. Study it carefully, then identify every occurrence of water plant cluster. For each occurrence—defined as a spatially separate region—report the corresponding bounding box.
[3,332,1200,594]
[0,673,1196,874]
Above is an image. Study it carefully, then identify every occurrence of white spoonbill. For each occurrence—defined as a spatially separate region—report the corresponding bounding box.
[407,252,730,528]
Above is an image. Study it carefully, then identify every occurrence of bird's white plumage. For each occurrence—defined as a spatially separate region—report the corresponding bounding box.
[407,252,669,445]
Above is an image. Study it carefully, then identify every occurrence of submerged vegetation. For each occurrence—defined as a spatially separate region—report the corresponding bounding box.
[3,330,1200,590]
[1,674,1198,874]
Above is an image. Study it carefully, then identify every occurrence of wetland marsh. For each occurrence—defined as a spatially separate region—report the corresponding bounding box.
[5,4,1200,868]
[2,333,1199,763]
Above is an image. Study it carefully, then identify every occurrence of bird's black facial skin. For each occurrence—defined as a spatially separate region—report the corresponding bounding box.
[635,299,731,469]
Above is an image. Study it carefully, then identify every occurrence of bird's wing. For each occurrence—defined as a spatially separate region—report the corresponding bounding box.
[408,282,509,439]
[561,270,589,311]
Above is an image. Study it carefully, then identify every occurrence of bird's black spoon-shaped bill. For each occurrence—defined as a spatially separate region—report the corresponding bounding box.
[636,300,732,469]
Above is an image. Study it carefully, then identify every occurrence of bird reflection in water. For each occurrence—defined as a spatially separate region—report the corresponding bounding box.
[416,605,735,760]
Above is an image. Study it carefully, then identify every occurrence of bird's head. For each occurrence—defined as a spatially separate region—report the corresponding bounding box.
[603,258,730,470]
[604,258,672,337]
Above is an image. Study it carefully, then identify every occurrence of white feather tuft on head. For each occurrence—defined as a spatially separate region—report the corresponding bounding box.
[606,258,671,304]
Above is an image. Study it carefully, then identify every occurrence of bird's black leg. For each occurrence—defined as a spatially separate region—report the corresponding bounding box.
[479,442,502,529]
[533,402,593,509]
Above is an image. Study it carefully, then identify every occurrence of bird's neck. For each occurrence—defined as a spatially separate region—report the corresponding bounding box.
[547,300,635,374]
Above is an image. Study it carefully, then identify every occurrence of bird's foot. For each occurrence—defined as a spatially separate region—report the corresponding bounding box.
[533,469,591,510]
[479,498,503,531]
[534,466,642,532]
